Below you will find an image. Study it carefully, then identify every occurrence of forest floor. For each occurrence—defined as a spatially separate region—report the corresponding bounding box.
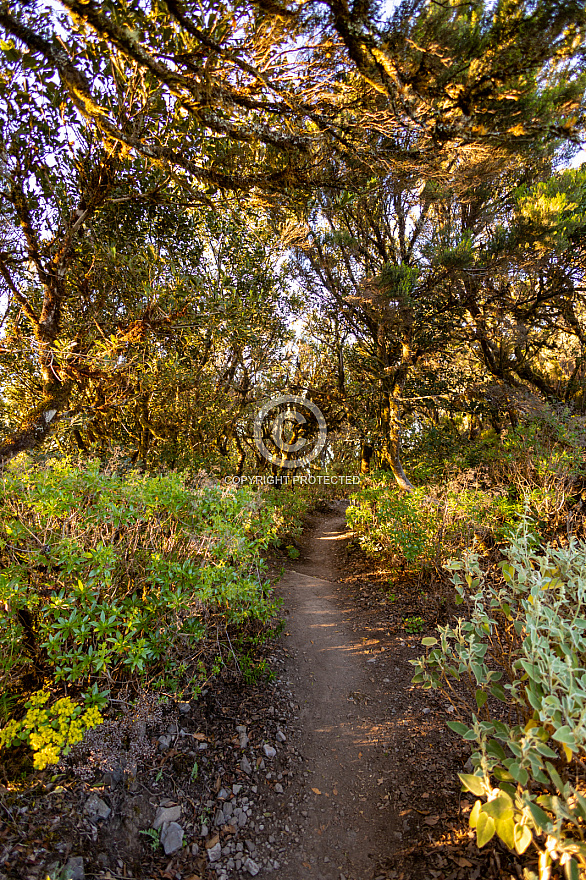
[0,501,532,880]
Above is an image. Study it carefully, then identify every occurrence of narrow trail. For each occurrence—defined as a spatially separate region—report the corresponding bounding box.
[276,503,402,880]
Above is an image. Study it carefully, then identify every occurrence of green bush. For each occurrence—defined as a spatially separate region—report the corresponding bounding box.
[0,457,280,696]
[411,523,586,879]
[346,475,536,568]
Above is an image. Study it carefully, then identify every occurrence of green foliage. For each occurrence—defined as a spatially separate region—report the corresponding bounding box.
[412,523,586,875]
[0,457,280,698]
[346,473,534,568]
[347,483,438,563]
[139,828,160,851]
[403,615,425,634]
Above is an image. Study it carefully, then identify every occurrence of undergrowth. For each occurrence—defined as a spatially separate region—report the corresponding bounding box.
[0,456,291,771]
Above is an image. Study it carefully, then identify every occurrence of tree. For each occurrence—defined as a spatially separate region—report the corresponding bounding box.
[0,0,583,195]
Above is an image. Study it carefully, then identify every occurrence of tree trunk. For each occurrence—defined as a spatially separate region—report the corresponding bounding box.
[0,381,73,469]
[379,390,414,492]
[360,440,373,474]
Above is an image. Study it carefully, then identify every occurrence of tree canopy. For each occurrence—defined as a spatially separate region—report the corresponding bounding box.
[0,0,585,482]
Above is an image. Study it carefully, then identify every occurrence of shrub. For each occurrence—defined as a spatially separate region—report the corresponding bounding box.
[346,475,535,569]
[411,523,586,879]
[0,457,280,698]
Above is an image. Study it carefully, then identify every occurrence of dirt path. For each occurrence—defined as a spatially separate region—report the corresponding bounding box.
[276,503,402,880]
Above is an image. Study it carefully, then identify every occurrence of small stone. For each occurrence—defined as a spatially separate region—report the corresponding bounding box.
[160,822,183,855]
[153,805,181,830]
[241,755,252,775]
[178,702,191,714]
[201,824,209,837]
[237,811,247,827]
[236,725,249,748]
[191,843,199,855]
[274,783,284,794]
[232,784,243,795]
[207,842,222,863]
[276,730,286,743]
[167,722,178,735]
[243,857,260,876]
[158,735,171,751]
[199,742,208,750]
[245,839,256,853]
[63,856,85,880]
[218,788,229,799]
[223,802,233,818]
[214,808,225,827]
[84,793,111,820]
[423,707,431,714]
[263,744,276,759]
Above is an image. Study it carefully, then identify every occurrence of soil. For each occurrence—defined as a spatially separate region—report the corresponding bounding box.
[0,501,531,880]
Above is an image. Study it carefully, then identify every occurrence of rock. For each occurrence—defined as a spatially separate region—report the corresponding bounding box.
[274,783,284,794]
[232,784,243,795]
[103,765,124,788]
[214,808,225,827]
[263,744,276,759]
[178,702,191,714]
[245,839,256,853]
[84,793,111,820]
[218,787,229,799]
[236,725,249,748]
[223,802,233,818]
[158,735,171,751]
[276,730,286,743]
[237,811,247,827]
[241,755,252,775]
[201,824,209,837]
[160,822,183,855]
[207,842,222,863]
[243,857,260,876]
[63,856,85,880]
[153,804,181,830]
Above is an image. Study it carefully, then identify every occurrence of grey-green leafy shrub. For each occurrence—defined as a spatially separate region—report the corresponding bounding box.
[412,523,586,879]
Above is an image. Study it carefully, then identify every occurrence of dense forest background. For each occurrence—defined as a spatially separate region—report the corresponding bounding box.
[0,0,584,482]
[1,0,586,877]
